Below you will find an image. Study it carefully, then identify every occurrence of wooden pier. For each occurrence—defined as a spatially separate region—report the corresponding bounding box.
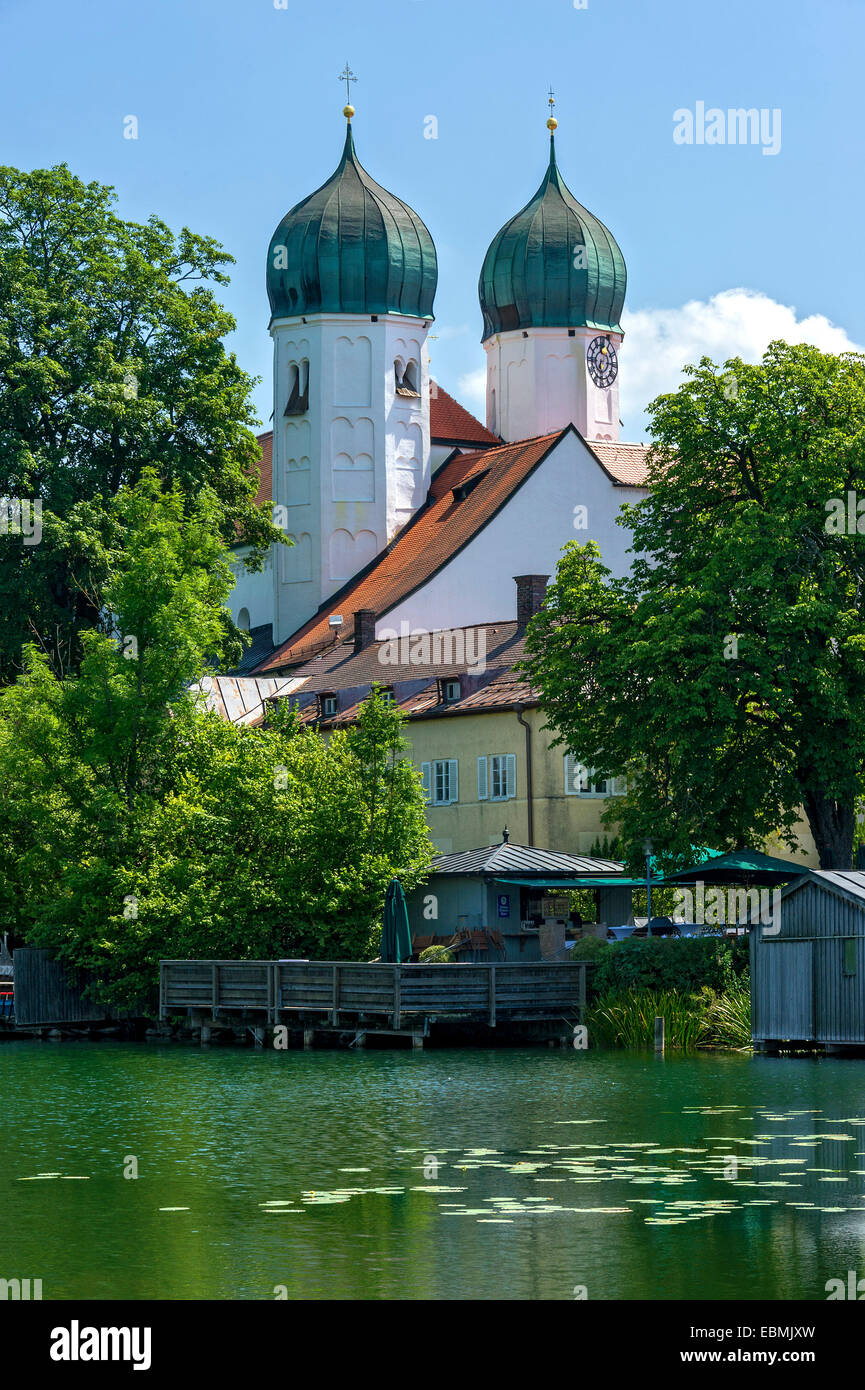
[160,959,587,1047]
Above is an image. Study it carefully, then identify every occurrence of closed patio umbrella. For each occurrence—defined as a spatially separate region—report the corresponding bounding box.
[381,879,412,963]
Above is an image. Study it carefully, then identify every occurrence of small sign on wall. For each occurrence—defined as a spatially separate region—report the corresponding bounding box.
[497,894,511,919]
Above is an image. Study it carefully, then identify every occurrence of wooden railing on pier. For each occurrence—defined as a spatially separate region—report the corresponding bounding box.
[160,959,586,1028]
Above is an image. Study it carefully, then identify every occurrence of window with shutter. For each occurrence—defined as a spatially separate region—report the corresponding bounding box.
[487,754,517,800]
[565,755,616,797]
[430,759,459,806]
[491,755,502,800]
[477,757,488,801]
[448,759,459,804]
[420,762,431,803]
[435,760,447,805]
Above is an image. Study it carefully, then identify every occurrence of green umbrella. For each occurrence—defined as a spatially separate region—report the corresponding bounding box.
[381,879,413,963]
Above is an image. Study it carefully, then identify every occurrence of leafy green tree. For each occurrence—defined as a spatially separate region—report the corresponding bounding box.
[522,342,865,871]
[0,481,433,1007]
[0,163,279,681]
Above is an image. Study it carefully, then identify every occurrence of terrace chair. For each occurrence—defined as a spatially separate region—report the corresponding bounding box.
[448,929,474,958]
[488,930,507,959]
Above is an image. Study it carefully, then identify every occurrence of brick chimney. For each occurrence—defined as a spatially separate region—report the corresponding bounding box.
[514,575,549,628]
[354,609,377,653]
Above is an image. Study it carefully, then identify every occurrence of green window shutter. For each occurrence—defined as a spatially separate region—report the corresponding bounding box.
[506,753,517,800]
[421,762,431,803]
[477,756,488,801]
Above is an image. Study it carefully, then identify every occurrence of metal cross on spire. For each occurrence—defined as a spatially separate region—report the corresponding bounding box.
[340,62,357,105]
[547,85,558,132]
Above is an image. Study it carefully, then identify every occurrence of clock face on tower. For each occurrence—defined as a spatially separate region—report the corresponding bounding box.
[586,336,618,388]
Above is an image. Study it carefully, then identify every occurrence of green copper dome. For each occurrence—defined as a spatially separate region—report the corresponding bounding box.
[267,123,437,321]
[479,133,626,342]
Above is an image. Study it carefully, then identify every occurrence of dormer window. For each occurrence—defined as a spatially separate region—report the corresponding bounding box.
[439,677,461,704]
[285,359,309,416]
[319,692,338,719]
[452,470,489,503]
[379,686,395,705]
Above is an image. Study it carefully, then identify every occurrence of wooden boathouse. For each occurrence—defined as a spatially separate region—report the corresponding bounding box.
[159,958,587,1047]
[751,870,865,1052]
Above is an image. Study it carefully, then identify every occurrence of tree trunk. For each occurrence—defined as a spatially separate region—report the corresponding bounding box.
[802,789,855,870]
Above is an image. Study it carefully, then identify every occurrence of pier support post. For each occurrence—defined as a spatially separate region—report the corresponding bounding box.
[303,1028,314,1050]
[252,1025,264,1048]
[412,1031,424,1050]
[654,1016,665,1054]
[200,1020,212,1044]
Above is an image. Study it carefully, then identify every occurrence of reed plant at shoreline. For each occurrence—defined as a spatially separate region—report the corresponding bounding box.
[586,981,751,1052]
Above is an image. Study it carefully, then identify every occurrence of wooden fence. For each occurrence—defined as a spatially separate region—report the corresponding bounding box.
[160,959,586,1028]
[13,948,115,1028]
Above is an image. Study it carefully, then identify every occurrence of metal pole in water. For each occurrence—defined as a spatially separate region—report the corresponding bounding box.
[654,1015,665,1054]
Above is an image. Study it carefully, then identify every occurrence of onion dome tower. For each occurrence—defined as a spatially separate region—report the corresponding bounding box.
[266,124,437,321]
[267,73,438,646]
[478,96,627,443]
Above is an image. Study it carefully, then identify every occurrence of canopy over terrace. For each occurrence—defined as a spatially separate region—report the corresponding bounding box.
[405,839,631,959]
[662,849,812,887]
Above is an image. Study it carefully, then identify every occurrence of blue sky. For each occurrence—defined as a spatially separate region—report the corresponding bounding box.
[1,0,861,439]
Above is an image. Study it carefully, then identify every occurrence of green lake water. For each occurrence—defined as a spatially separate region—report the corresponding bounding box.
[3,1040,865,1300]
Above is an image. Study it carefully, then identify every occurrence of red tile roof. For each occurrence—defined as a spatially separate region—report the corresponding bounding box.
[589,441,650,486]
[430,382,499,446]
[280,622,538,730]
[277,622,524,691]
[297,674,538,728]
[250,429,273,510]
[253,431,565,673]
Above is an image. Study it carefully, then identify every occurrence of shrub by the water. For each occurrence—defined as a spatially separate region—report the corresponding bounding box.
[418,945,455,963]
[571,934,748,998]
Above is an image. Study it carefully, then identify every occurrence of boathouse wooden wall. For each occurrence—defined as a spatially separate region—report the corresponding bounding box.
[13,948,114,1028]
[751,880,865,1046]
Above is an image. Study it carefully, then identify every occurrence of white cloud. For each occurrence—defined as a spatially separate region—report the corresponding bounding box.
[619,288,863,439]
[432,322,472,341]
[457,366,487,413]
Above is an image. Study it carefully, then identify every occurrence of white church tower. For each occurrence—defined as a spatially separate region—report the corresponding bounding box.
[478,101,627,444]
[266,89,438,646]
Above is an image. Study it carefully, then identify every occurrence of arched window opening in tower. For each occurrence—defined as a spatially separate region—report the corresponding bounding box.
[285,360,310,416]
[395,359,420,398]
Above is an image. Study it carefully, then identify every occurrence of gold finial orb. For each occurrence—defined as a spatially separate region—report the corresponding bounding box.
[344,104,355,119]
[547,116,558,131]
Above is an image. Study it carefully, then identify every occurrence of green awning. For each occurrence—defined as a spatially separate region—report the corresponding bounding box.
[496,877,657,889]
[663,850,810,885]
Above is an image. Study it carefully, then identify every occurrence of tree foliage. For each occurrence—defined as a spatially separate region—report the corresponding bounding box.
[0,478,433,1010]
[0,163,279,681]
[522,342,865,870]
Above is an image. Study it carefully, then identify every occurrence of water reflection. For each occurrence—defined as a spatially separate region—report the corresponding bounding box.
[2,1042,864,1299]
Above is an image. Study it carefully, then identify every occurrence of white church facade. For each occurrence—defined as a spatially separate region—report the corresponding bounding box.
[227,100,647,666]
[209,97,820,868]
